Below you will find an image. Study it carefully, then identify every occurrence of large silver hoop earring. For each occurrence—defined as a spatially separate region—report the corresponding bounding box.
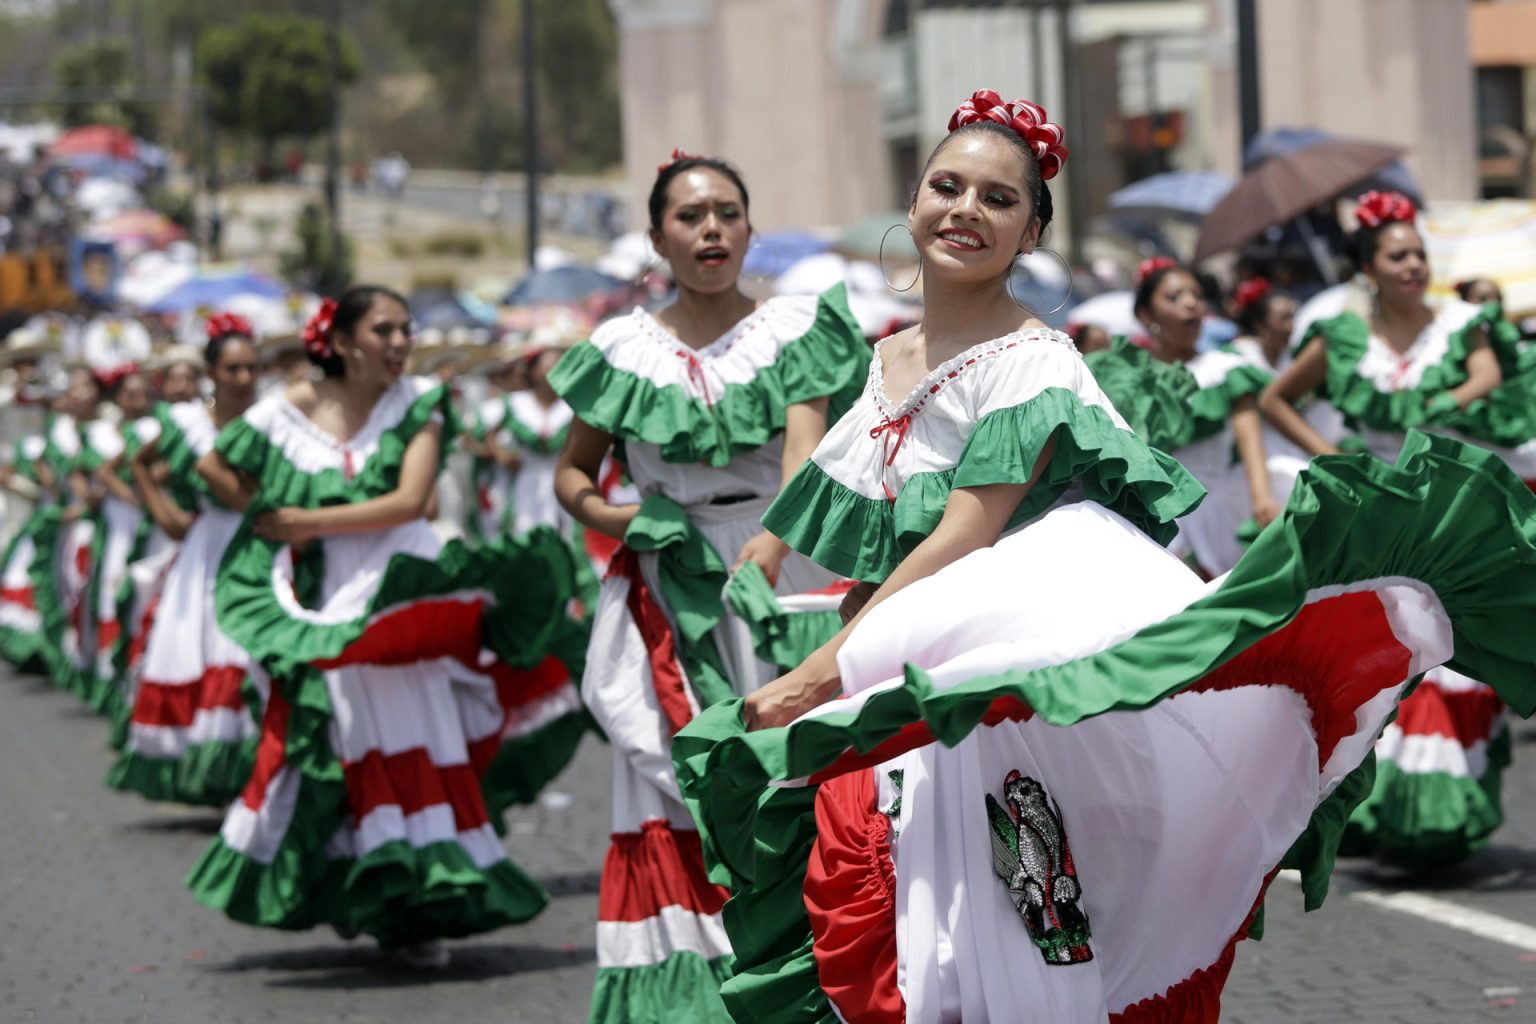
[745,236,782,284]
[879,224,922,293]
[1008,245,1075,317]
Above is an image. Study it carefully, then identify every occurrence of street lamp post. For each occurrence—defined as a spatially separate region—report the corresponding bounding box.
[1235,0,1261,155]
[522,0,540,271]
[325,0,344,287]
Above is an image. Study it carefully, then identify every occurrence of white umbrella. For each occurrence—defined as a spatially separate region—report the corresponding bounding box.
[597,231,654,280]
[117,250,196,309]
[1064,290,1139,338]
[76,177,141,219]
[774,253,920,336]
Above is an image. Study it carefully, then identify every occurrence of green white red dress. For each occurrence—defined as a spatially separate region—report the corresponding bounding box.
[186,375,583,946]
[548,285,866,1023]
[0,433,52,672]
[107,400,258,806]
[1301,298,1536,864]
[673,326,1536,1022]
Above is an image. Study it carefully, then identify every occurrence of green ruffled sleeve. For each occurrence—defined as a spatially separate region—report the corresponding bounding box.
[215,383,459,508]
[1188,355,1271,441]
[764,387,1205,583]
[1083,337,1198,451]
[502,412,569,457]
[154,403,211,510]
[1312,308,1536,447]
[548,284,867,467]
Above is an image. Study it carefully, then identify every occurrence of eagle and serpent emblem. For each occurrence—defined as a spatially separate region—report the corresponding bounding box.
[985,770,1094,965]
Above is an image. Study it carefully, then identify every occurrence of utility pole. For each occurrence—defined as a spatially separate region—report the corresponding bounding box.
[1235,0,1261,158]
[325,0,344,286]
[522,0,540,271]
[1055,0,1085,261]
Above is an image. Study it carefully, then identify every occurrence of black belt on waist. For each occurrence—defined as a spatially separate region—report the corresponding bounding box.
[707,492,762,507]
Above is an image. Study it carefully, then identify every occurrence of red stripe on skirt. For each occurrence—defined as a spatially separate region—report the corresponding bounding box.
[0,586,35,610]
[131,665,247,727]
[240,683,292,811]
[312,597,486,670]
[609,548,694,736]
[96,617,121,652]
[1393,676,1505,745]
[807,768,905,1024]
[598,819,729,923]
[343,747,490,833]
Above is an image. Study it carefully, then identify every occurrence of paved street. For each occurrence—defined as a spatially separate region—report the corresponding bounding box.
[4,660,1536,1023]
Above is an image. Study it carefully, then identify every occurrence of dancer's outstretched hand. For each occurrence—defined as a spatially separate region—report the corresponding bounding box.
[742,654,841,732]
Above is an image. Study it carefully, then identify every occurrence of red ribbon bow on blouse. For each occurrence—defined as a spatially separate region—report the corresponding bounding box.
[205,311,254,342]
[948,90,1069,181]
[302,298,338,360]
[1354,190,1416,229]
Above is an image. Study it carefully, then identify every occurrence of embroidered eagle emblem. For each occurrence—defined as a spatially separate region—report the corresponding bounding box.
[985,770,1093,965]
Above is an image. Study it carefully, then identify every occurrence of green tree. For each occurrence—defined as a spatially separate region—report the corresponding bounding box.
[533,0,621,171]
[53,39,155,134]
[198,14,360,160]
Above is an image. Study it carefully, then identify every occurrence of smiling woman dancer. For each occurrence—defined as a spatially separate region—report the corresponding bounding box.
[187,286,579,968]
[673,91,1536,1023]
[549,151,866,1022]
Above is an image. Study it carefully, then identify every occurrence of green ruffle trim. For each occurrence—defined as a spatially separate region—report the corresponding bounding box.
[214,519,574,679]
[502,409,569,456]
[189,828,549,945]
[1187,357,1271,441]
[675,432,1536,1019]
[1083,338,1199,451]
[480,614,594,826]
[1343,723,1512,867]
[214,383,462,509]
[1308,308,1536,447]
[548,285,866,468]
[151,402,209,512]
[105,735,258,807]
[24,509,71,682]
[588,953,734,1024]
[764,387,1205,583]
[623,495,737,709]
[723,562,843,675]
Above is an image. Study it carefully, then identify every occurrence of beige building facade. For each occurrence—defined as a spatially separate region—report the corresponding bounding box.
[1205,0,1478,200]
[607,0,894,233]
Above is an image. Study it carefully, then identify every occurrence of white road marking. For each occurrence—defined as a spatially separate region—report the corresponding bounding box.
[1275,868,1536,952]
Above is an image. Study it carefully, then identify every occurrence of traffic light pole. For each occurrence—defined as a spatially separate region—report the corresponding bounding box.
[1235,0,1261,154]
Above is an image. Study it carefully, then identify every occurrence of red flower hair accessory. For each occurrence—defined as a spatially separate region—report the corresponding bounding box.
[1135,256,1179,284]
[94,362,140,391]
[656,147,699,174]
[948,89,1069,180]
[1354,190,1416,229]
[302,298,338,360]
[1233,277,1272,311]
[205,311,254,343]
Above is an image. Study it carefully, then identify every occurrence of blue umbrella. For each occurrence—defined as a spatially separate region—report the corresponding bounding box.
[742,229,830,279]
[1109,171,1233,220]
[56,152,146,185]
[409,289,491,331]
[1244,128,1423,205]
[143,267,285,314]
[504,265,627,307]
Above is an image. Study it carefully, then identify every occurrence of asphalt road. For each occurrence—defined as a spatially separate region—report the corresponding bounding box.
[4,660,1536,1023]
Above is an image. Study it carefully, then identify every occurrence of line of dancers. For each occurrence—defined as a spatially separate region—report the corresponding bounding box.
[5,86,1536,1022]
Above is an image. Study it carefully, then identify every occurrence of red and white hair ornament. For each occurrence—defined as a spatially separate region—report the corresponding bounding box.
[1233,277,1272,311]
[302,298,338,360]
[948,89,1069,181]
[1135,256,1179,285]
[205,311,255,343]
[656,147,700,174]
[1354,190,1416,230]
